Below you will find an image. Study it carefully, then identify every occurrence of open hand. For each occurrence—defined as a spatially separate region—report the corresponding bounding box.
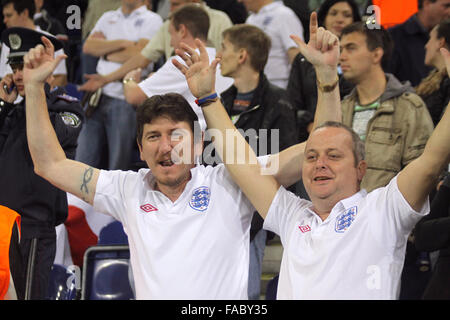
[172,39,218,98]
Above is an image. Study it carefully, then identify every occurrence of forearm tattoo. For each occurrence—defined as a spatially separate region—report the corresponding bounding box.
[80,166,94,195]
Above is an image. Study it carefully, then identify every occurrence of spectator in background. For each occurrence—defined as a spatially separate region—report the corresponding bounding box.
[205,0,248,24]
[339,21,434,192]
[309,0,367,14]
[215,24,297,299]
[415,174,450,299]
[33,0,67,42]
[75,0,162,171]
[287,0,360,143]
[80,0,121,80]
[0,28,83,299]
[388,0,450,86]
[79,0,232,93]
[238,0,304,89]
[122,4,233,130]
[1,0,68,87]
[416,18,450,126]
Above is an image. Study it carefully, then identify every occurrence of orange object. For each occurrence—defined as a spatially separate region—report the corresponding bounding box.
[0,206,20,300]
[370,0,418,29]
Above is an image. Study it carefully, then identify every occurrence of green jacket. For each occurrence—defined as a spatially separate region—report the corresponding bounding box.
[341,74,434,192]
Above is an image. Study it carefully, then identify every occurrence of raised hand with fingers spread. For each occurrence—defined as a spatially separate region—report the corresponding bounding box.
[172,39,219,99]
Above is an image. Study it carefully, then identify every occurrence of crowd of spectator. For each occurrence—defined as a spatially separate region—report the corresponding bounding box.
[0,0,449,300]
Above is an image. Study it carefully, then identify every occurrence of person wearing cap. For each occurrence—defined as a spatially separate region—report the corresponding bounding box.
[0,27,83,300]
[0,0,68,87]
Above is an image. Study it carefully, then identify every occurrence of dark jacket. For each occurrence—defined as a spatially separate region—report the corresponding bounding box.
[221,73,297,153]
[415,175,450,299]
[420,75,450,126]
[220,73,297,241]
[387,14,433,87]
[287,53,354,142]
[0,85,83,239]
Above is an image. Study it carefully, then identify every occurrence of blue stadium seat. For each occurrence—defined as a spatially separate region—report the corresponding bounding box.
[98,220,128,245]
[46,264,77,300]
[81,245,134,300]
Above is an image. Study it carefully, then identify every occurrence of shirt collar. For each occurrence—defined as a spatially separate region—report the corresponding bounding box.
[118,5,147,18]
[141,165,199,191]
[257,1,281,14]
[304,189,367,222]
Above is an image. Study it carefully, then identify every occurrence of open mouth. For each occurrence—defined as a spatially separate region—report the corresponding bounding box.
[313,176,332,182]
[159,159,174,167]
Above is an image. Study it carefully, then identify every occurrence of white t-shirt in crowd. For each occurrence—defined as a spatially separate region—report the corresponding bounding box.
[246,1,304,89]
[263,175,429,299]
[138,47,234,131]
[92,5,163,100]
[0,26,67,78]
[93,164,254,299]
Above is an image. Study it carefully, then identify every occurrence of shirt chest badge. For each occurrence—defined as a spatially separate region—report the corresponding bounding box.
[335,206,358,233]
[189,186,210,212]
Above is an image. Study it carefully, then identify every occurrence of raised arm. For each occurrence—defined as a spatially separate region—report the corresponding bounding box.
[24,37,100,205]
[397,48,450,212]
[268,12,342,188]
[172,13,341,218]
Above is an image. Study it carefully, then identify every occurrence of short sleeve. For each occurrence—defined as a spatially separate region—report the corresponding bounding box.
[368,175,430,248]
[93,169,130,222]
[263,186,310,243]
[278,10,304,50]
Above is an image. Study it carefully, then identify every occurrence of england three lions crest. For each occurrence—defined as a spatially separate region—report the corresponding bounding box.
[189,186,211,212]
[335,206,358,233]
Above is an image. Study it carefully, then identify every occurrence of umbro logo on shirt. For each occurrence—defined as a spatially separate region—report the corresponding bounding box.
[298,225,311,233]
[140,204,158,213]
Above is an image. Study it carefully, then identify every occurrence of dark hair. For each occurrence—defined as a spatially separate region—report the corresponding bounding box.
[436,18,450,46]
[418,0,437,10]
[317,0,361,28]
[1,0,35,18]
[313,121,365,166]
[222,24,271,72]
[136,93,201,147]
[170,4,209,41]
[341,21,393,70]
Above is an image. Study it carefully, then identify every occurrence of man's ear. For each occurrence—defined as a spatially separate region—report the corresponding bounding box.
[20,8,30,19]
[179,24,188,38]
[372,47,384,65]
[238,48,248,64]
[193,131,204,163]
[137,138,144,161]
[357,160,367,183]
[439,37,446,50]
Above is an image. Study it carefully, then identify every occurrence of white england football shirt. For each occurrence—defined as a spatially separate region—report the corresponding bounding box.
[263,175,429,299]
[93,164,254,299]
